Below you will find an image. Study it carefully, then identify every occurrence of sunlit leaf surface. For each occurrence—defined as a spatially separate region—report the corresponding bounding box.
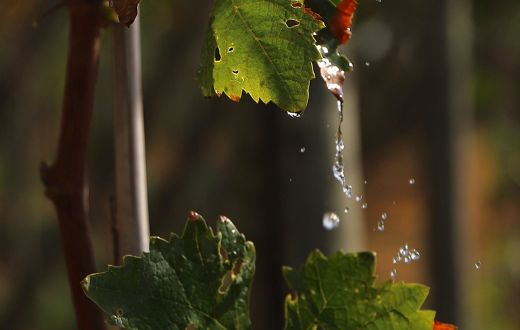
[283,250,436,330]
[198,0,324,113]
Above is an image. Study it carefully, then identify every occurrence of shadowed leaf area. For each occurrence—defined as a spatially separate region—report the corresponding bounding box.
[82,213,255,330]
[283,250,436,330]
[198,0,324,113]
[110,0,140,26]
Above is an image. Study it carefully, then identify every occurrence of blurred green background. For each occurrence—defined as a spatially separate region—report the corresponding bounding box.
[1,0,519,329]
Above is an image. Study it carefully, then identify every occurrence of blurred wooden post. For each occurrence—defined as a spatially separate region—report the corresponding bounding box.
[426,0,474,326]
[447,0,475,328]
[112,12,150,256]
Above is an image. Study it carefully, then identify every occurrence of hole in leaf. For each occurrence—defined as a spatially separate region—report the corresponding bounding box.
[219,246,229,261]
[218,270,234,294]
[218,258,243,294]
[285,19,300,28]
[232,258,243,276]
[228,47,234,52]
[214,47,221,61]
[291,1,302,8]
[232,69,239,74]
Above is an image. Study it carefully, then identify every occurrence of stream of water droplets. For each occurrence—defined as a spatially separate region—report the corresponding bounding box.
[316,47,354,203]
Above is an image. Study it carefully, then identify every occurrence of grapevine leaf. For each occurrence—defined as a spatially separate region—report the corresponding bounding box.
[198,0,324,113]
[82,213,255,330]
[283,250,436,330]
[110,0,140,26]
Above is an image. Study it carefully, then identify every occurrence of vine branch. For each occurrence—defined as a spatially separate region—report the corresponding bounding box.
[40,1,106,329]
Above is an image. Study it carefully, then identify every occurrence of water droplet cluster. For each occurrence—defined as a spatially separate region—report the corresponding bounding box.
[393,244,421,264]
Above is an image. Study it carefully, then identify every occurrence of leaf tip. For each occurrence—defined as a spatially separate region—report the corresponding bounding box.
[189,210,202,221]
[218,215,231,223]
[229,94,241,102]
[81,276,90,293]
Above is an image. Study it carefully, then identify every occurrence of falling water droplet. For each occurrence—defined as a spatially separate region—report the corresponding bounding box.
[332,163,345,183]
[336,140,345,152]
[377,220,385,232]
[409,178,415,185]
[289,178,293,183]
[410,249,421,261]
[322,212,340,230]
[332,101,345,187]
[390,268,397,279]
[474,261,481,270]
[355,195,363,202]
[344,207,350,214]
[343,185,353,198]
[381,212,388,220]
[365,61,371,67]
[364,180,368,184]
[399,244,408,257]
[300,147,306,153]
[361,202,368,209]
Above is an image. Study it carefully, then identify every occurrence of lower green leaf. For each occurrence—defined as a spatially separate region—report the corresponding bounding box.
[283,250,435,330]
[82,213,255,330]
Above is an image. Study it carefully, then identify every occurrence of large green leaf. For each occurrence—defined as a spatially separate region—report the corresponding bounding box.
[82,213,255,330]
[198,0,324,113]
[283,250,435,330]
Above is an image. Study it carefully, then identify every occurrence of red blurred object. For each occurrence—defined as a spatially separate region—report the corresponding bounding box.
[329,0,358,44]
[434,320,458,330]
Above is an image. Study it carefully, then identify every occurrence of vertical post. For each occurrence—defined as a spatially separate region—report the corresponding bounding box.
[112,11,150,256]
[424,0,458,320]
[446,0,475,327]
[426,0,474,325]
